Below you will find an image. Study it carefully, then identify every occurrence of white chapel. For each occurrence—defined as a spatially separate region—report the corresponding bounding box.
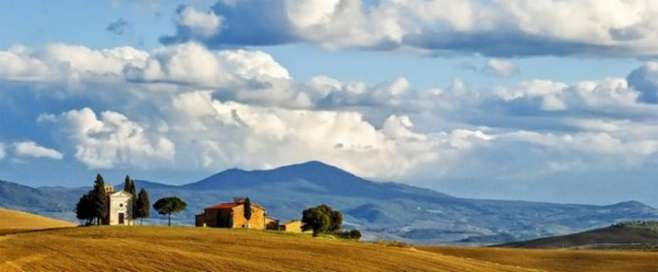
[104,185,135,226]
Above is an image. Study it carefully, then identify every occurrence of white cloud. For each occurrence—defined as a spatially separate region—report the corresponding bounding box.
[5,42,658,183]
[162,0,658,57]
[0,143,5,160]
[40,108,175,169]
[13,141,63,160]
[164,91,482,179]
[486,59,519,77]
[176,6,222,38]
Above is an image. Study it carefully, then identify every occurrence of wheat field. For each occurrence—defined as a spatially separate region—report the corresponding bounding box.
[420,246,658,272]
[0,226,539,272]
[0,208,74,234]
[1,208,657,272]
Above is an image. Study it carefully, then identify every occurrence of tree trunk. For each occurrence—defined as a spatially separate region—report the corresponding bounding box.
[168,214,171,227]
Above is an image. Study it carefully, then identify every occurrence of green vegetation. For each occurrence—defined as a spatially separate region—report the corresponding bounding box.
[123,176,136,196]
[153,196,187,226]
[135,188,150,224]
[336,229,362,240]
[301,204,343,237]
[76,174,108,226]
[74,193,94,225]
[92,174,107,225]
[243,197,252,221]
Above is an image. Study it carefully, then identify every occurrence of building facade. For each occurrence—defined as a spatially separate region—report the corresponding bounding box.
[195,199,268,229]
[280,220,303,233]
[103,185,135,226]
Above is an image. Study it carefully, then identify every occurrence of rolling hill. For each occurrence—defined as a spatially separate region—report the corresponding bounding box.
[499,221,658,249]
[0,209,656,272]
[0,226,534,272]
[2,161,658,244]
[420,246,658,272]
[0,208,74,234]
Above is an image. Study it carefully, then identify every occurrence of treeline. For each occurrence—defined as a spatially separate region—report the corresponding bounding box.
[75,174,150,225]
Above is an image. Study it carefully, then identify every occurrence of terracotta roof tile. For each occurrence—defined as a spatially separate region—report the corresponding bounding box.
[206,202,240,210]
[205,201,266,210]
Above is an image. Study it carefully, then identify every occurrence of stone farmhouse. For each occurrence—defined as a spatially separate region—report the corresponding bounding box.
[195,198,302,232]
[103,185,134,226]
[196,198,271,229]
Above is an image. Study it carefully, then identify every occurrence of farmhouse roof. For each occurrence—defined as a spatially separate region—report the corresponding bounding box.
[205,200,265,210]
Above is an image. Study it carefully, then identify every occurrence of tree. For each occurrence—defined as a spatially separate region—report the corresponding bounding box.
[123,176,136,195]
[243,197,252,221]
[75,192,94,225]
[153,196,187,227]
[135,188,150,225]
[123,175,137,219]
[92,174,107,225]
[301,204,343,237]
[330,210,343,232]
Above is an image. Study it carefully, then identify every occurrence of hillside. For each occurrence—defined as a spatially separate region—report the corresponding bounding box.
[499,221,658,249]
[3,161,658,244]
[0,226,536,272]
[0,208,74,234]
[421,246,658,272]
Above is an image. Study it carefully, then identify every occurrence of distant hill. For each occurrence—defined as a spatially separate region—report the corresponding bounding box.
[2,161,658,244]
[499,221,658,249]
[0,208,74,232]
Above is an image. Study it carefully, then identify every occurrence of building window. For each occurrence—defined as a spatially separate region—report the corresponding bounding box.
[120,203,123,207]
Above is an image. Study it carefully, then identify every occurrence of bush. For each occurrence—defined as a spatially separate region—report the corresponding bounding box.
[336,229,362,240]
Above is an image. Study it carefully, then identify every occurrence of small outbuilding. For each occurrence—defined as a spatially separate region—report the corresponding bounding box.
[280,220,303,233]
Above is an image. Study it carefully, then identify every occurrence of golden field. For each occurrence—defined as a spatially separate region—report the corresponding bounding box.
[0,226,538,272]
[1,208,656,272]
[420,246,658,272]
[0,208,74,234]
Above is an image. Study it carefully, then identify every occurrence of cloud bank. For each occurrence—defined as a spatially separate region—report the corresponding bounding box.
[160,0,658,58]
[3,41,658,182]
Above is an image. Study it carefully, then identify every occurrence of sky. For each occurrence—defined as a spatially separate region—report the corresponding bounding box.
[0,0,657,207]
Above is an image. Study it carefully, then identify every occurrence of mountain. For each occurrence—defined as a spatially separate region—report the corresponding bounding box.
[2,161,658,244]
[499,221,658,249]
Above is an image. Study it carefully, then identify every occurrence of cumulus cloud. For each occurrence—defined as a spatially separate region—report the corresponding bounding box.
[39,108,175,169]
[0,143,5,160]
[164,91,489,179]
[160,6,223,43]
[159,0,658,58]
[4,42,658,182]
[13,141,63,160]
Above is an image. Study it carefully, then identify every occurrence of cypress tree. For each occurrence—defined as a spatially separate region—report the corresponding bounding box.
[123,175,136,195]
[243,197,252,221]
[92,174,107,225]
[135,188,150,225]
[124,175,137,219]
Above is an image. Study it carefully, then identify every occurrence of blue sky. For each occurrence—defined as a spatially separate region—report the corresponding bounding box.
[1,0,657,207]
